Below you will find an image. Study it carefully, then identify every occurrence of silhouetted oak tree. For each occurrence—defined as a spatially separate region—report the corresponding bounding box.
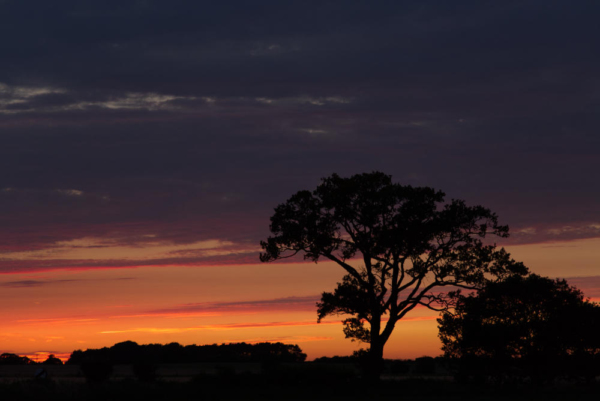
[260,172,527,380]
[438,274,600,382]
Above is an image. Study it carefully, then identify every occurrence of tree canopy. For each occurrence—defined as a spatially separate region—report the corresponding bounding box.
[438,274,600,381]
[260,172,527,379]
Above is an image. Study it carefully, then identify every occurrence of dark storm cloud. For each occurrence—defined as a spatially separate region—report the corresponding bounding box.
[1,0,600,272]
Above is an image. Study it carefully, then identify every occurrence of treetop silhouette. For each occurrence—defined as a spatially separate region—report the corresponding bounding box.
[260,171,527,379]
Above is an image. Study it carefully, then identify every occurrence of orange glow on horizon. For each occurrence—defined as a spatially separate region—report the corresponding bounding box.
[1,238,599,361]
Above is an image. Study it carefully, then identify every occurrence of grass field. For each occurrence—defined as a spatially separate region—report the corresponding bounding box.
[0,362,265,382]
[0,363,599,400]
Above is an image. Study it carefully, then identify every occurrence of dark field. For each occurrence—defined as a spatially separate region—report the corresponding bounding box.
[1,363,600,401]
[0,362,265,382]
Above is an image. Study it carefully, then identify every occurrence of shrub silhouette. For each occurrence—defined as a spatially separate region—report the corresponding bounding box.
[438,274,600,382]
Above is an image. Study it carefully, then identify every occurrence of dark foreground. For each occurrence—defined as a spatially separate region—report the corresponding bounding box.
[1,364,599,401]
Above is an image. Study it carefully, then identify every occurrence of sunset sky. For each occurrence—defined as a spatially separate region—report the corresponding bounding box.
[1,1,600,362]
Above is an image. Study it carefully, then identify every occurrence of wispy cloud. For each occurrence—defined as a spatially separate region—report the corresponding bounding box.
[0,277,134,288]
[0,235,260,273]
[55,189,84,197]
[0,81,353,116]
[16,317,100,325]
[139,296,321,317]
[106,296,320,320]
[0,279,76,288]
[508,223,600,244]
[223,336,333,344]
[110,311,222,319]
[100,319,340,334]
[100,316,437,334]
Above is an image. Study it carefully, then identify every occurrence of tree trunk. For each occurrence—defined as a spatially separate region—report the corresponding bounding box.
[363,340,385,382]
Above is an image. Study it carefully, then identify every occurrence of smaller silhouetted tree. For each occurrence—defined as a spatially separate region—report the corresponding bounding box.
[42,354,63,365]
[438,274,600,382]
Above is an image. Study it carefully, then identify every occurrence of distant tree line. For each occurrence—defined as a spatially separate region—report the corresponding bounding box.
[67,341,307,365]
[0,353,62,365]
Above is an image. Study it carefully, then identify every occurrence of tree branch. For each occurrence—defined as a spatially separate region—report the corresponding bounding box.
[323,253,367,286]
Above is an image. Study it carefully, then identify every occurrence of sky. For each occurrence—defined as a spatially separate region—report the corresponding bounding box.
[1,0,600,362]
